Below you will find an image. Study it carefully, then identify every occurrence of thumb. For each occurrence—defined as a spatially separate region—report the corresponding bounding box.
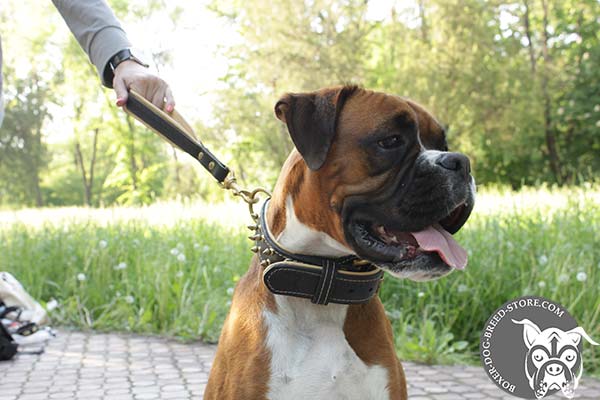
[113,76,129,107]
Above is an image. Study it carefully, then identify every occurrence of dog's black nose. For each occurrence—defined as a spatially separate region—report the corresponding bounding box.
[436,152,471,179]
[546,363,564,376]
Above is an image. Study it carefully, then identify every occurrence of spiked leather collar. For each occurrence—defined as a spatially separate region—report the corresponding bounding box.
[251,200,384,305]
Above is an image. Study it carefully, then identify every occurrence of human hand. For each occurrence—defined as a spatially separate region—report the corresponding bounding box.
[113,60,175,112]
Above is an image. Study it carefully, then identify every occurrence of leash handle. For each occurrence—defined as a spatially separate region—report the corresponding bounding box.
[123,89,230,183]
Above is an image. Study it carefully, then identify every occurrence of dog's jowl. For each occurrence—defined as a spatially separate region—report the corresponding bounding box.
[204,86,475,400]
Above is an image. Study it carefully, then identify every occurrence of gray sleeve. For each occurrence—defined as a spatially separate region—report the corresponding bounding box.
[52,0,131,86]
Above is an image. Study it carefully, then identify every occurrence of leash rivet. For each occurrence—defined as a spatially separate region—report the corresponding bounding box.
[198,151,204,160]
[208,161,215,170]
[260,260,271,267]
[247,224,259,231]
[250,246,259,253]
[262,248,273,256]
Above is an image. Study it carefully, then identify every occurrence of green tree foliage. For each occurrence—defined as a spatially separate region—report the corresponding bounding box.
[0,70,55,206]
[210,0,600,188]
[1,1,598,208]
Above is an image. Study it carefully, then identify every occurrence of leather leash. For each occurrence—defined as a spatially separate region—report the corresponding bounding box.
[123,89,270,220]
[124,90,229,183]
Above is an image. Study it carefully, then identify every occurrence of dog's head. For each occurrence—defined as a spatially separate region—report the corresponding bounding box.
[274,86,475,281]
[512,318,599,399]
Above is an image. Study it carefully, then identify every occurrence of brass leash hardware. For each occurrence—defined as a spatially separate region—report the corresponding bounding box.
[220,172,271,222]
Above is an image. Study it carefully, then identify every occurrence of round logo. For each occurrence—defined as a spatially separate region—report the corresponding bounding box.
[479,295,597,399]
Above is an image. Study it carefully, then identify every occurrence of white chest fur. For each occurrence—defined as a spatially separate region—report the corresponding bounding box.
[263,195,390,399]
[263,296,390,400]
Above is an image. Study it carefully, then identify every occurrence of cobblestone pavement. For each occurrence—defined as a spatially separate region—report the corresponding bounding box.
[1,330,599,399]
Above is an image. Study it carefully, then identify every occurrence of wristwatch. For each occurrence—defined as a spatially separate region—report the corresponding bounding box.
[102,49,149,88]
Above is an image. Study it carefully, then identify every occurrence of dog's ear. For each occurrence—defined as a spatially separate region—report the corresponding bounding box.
[565,327,600,346]
[512,319,542,349]
[274,86,358,170]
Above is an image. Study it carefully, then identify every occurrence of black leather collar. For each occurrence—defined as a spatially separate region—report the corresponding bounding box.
[251,200,383,305]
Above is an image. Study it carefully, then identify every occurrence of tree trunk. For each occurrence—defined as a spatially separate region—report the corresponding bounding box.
[125,116,139,190]
[74,129,99,206]
[418,0,429,43]
[32,126,43,207]
[522,0,536,74]
[540,0,563,184]
[171,146,181,188]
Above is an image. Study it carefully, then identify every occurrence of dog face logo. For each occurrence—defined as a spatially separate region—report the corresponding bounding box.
[512,319,599,399]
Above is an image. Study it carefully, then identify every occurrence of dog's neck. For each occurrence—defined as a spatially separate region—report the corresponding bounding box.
[264,164,354,322]
[274,195,351,258]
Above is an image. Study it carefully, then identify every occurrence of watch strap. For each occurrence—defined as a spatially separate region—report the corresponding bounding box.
[103,49,149,88]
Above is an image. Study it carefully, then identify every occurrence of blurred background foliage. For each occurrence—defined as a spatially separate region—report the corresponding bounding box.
[1,0,599,208]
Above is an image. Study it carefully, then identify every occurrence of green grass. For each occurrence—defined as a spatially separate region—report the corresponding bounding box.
[0,187,598,375]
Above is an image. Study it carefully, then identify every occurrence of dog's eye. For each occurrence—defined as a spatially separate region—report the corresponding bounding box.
[532,349,546,363]
[377,135,404,149]
[562,349,577,362]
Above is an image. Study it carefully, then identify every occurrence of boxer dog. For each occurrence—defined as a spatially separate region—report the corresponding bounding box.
[512,319,599,399]
[204,86,475,399]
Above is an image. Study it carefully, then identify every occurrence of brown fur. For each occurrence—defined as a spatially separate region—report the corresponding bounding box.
[205,86,446,399]
[204,258,274,400]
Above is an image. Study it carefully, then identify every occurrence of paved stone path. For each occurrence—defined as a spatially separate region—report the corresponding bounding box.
[1,330,599,399]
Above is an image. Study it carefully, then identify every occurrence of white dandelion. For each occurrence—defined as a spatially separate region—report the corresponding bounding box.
[558,274,569,283]
[113,262,127,270]
[175,271,184,278]
[99,240,108,249]
[576,272,587,282]
[418,292,425,298]
[124,295,135,304]
[538,281,546,288]
[202,245,210,252]
[170,248,180,256]
[46,299,59,311]
[177,253,186,263]
[77,273,86,282]
[457,284,468,293]
[538,255,548,265]
[226,287,234,296]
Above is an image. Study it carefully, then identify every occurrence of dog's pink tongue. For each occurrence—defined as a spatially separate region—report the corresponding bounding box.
[412,225,468,269]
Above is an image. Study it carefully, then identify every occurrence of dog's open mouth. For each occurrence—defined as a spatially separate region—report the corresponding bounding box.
[349,202,471,270]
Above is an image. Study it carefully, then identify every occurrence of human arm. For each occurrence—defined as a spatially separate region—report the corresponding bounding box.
[51,0,174,111]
